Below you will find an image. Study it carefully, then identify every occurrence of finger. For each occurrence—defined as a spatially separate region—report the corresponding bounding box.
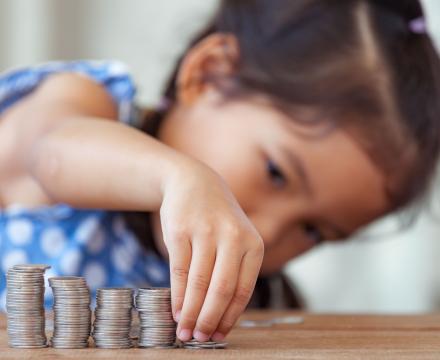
[211,248,263,341]
[193,245,242,341]
[167,234,192,322]
[176,239,216,341]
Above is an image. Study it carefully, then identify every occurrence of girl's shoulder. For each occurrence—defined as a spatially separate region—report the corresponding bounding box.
[0,60,140,126]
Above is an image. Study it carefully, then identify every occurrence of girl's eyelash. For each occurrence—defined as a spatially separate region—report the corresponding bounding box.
[303,223,324,244]
[266,159,287,187]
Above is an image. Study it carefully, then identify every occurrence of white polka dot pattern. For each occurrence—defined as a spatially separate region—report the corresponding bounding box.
[86,227,105,254]
[6,219,33,246]
[111,245,134,273]
[2,250,28,272]
[0,289,6,311]
[83,262,107,290]
[59,249,82,275]
[41,228,66,258]
[146,263,166,283]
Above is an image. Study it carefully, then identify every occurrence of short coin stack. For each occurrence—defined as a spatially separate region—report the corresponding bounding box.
[136,287,177,348]
[6,264,50,348]
[49,276,91,348]
[92,288,134,348]
[182,339,228,349]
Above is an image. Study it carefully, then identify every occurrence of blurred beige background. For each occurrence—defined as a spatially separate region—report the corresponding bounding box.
[0,0,439,313]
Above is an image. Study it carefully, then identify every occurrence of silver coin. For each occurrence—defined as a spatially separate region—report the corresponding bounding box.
[182,343,228,349]
[49,276,92,349]
[92,288,134,349]
[182,338,228,349]
[13,264,51,271]
[51,343,89,349]
[6,265,49,348]
[139,344,176,348]
[8,343,48,349]
[135,288,177,348]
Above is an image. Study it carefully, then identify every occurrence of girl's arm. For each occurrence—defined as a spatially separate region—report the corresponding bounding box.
[3,73,264,343]
[4,73,181,210]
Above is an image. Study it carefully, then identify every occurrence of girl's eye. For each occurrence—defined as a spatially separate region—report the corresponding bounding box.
[266,159,287,187]
[303,223,324,245]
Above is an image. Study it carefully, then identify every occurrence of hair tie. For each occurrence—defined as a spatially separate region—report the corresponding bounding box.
[157,97,173,113]
[409,16,427,34]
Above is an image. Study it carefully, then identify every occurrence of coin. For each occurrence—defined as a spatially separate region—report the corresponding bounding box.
[12,264,51,272]
[49,276,91,349]
[181,338,228,349]
[92,288,134,349]
[135,287,176,348]
[6,265,50,348]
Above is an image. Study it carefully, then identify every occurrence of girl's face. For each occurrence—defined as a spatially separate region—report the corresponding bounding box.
[158,90,390,275]
[154,34,390,275]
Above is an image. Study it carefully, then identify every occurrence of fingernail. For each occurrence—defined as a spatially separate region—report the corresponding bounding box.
[178,329,192,342]
[211,332,225,342]
[174,310,181,322]
[193,330,210,342]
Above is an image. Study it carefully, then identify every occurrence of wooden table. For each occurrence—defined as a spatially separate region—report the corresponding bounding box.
[1,311,440,359]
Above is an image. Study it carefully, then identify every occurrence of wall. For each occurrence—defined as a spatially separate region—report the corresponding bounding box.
[0,0,439,312]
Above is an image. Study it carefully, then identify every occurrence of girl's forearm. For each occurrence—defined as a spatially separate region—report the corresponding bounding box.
[28,117,187,211]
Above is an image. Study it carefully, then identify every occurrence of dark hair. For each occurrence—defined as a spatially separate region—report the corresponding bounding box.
[130,0,440,307]
[153,0,440,214]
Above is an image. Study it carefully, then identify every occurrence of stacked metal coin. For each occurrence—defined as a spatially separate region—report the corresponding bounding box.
[6,264,50,348]
[92,288,134,348]
[49,276,91,348]
[182,339,228,349]
[135,287,176,348]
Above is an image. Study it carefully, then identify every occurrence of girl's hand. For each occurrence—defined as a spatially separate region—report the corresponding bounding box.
[160,159,264,342]
[13,70,262,341]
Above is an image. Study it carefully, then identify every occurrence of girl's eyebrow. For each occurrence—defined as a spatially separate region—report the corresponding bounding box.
[281,146,313,196]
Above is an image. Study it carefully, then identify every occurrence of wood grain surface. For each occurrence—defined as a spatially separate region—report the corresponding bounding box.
[1,310,440,359]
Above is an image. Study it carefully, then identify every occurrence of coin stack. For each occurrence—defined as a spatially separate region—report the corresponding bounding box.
[135,287,177,348]
[92,288,134,348]
[182,339,228,349]
[6,264,50,348]
[49,276,91,348]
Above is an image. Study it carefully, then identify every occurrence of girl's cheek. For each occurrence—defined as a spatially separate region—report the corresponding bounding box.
[260,228,317,274]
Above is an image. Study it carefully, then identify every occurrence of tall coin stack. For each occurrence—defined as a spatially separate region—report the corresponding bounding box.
[6,264,50,348]
[135,288,177,348]
[49,276,91,348]
[92,288,134,348]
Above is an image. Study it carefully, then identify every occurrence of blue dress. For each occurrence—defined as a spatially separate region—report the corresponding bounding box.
[0,61,170,310]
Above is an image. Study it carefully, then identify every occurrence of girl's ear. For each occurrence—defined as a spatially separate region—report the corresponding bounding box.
[176,33,239,106]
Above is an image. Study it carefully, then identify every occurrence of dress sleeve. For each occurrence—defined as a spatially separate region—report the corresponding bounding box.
[0,60,140,127]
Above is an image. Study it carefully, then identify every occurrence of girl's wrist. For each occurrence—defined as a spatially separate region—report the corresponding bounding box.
[157,151,199,201]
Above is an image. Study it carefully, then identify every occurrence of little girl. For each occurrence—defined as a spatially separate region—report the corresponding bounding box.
[1,0,440,343]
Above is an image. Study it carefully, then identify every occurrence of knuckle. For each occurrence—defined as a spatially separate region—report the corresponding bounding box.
[250,238,265,258]
[218,318,236,333]
[171,265,189,282]
[196,317,217,334]
[169,228,189,243]
[223,221,241,239]
[172,294,185,307]
[225,237,242,253]
[198,223,215,238]
[233,285,253,306]
[189,273,210,292]
[213,279,235,299]
[181,313,198,327]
